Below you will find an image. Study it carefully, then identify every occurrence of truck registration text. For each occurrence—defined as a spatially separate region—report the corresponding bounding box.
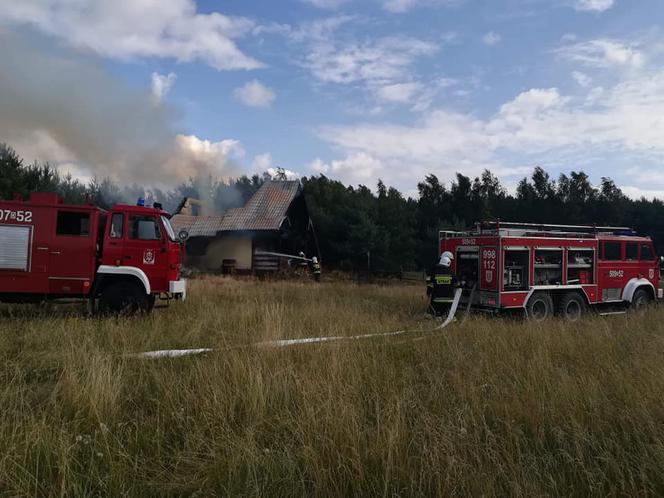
[608,270,624,278]
[0,210,33,223]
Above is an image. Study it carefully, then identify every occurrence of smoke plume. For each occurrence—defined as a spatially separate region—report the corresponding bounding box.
[0,31,242,187]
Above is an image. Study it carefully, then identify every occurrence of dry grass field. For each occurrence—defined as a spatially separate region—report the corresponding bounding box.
[2,276,664,497]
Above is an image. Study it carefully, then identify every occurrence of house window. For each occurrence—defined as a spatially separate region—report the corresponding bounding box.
[56,211,90,236]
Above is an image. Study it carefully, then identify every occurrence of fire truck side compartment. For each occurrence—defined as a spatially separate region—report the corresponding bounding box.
[0,225,31,271]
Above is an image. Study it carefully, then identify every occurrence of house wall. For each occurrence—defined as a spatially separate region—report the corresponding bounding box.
[203,235,253,271]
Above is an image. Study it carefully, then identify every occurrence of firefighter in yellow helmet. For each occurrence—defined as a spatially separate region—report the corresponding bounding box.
[427,252,458,316]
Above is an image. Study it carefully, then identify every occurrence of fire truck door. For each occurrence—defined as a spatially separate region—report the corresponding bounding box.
[103,212,125,265]
[598,240,627,302]
[48,210,96,294]
[122,214,169,292]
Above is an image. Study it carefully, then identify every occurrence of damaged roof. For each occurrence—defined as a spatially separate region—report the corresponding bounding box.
[219,181,301,231]
[171,180,302,236]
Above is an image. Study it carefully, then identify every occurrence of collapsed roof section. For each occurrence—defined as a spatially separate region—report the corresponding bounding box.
[171,180,303,237]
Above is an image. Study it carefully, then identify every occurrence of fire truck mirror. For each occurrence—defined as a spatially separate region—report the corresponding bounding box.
[178,229,189,243]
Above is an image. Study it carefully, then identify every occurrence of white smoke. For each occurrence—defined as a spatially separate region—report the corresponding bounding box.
[0,31,243,187]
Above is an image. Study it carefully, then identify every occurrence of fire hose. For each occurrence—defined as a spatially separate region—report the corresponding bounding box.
[131,288,465,359]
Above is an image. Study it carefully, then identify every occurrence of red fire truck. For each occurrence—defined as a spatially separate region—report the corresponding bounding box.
[440,221,661,320]
[0,192,186,313]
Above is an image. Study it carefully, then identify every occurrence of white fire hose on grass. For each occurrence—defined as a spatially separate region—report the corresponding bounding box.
[130,288,465,359]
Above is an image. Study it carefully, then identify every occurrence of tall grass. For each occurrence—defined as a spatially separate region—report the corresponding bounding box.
[1,276,664,496]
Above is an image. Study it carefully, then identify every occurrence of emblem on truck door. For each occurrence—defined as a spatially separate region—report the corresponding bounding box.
[143,249,155,265]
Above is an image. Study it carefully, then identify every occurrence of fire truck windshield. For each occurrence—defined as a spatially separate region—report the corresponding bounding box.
[161,216,177,242]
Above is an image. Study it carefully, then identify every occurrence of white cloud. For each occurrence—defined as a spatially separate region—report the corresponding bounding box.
[572,70,591,87]
[498,88,569,117]
[482,31,502,46]
[313,65,664,190]
[176,135,244,161]
[383,0,418,12]
[624,167,664,189]
[621,186,664,201]
[382,0,461,13]
[250,153,300,179]
[373,78,457,110]
[150,72,177,103]
[574,0,615,12]
[557,39,644,68]
[309,153,383,183]
[0,0,262,70]
[267,167,300,179]
[233,80,276,108]
[252,153,274,171]
[285,17,445,108]
[285,15,355,43]
[306,36,438,85]
[302,0,352,8]
[376,82,421,103]
[300,0,462,14]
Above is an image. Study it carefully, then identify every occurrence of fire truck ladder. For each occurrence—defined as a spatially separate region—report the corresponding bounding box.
[478,221,635,237]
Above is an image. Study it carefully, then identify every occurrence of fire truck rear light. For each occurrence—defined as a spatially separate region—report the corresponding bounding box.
[83,281,90,288]
[115,259,121,266]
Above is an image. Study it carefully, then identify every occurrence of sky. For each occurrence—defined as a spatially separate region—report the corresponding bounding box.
[1,0,664,199]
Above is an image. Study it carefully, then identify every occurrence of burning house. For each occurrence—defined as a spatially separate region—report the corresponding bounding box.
[171,180,320,273]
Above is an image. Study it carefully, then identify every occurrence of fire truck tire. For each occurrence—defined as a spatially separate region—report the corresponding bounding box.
[98,280,150,315]
[526,292,554,322]
[632,288,652,309]
[557,292,586,321]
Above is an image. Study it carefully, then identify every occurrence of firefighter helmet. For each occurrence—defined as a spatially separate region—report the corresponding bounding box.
[441,251,454,260]
[312,257,318,264]
[440,256,452,268]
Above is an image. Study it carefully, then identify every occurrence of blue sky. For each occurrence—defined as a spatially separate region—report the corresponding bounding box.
[1,0,664,198]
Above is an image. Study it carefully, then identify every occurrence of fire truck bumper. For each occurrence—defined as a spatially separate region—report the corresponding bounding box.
[169,279,187,301]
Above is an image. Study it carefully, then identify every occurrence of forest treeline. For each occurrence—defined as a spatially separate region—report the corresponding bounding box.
[2,143,664,273]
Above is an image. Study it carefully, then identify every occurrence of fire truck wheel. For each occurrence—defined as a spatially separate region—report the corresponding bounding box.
[632,288,652,309]
[526,292,554,322]
[557,292,586,321]
[98,280,150,315]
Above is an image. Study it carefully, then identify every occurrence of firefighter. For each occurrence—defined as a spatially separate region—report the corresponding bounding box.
[426,251,452,296]
[296,251,308,275]
[427,252,459,316]
[311,256,322,282]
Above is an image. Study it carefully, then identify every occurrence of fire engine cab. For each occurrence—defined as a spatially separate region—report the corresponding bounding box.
[0,192,186,313]
[440,221,661,320]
